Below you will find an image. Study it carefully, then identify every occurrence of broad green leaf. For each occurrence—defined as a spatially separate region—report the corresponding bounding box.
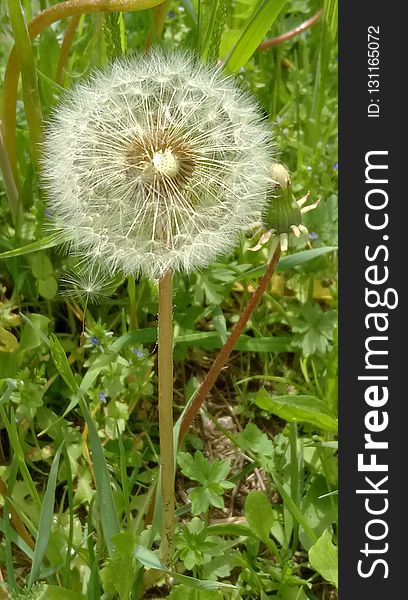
[31,252,54,278]
[37,276,58,300]
[28,444,63,586]
[256,389,338,432]
[309,529,338,588]
[224,0,287,72]
[299,475,338,551]
[244,491,275,545]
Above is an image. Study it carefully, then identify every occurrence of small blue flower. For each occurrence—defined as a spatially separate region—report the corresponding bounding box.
[99,391,106,403]
[333,161,338,171]
[132,348,145,358]
[308,232,319,240]
[44,207,52,218]
[90,336,99,346]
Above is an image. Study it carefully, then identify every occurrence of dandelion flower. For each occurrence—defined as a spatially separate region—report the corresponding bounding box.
[42,49,275,281]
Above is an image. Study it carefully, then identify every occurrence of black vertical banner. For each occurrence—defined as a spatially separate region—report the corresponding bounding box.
[339,1,406,597]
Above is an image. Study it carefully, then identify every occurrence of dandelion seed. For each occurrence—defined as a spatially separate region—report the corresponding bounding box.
[60,263,121,304]
[42,49,275,280]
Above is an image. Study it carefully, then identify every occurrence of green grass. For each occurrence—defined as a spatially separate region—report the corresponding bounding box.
[0,1,338,598]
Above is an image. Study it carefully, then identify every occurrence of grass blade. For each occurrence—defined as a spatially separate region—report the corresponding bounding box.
[28,444,63,586]
[79,398,120,556]
[224,0,287,72]
[0,235,62,259]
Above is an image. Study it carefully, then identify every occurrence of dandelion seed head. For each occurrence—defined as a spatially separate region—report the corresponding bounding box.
[42,49,275,280]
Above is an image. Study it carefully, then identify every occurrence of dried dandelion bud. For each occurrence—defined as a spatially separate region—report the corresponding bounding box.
[42,49,275,280]
[250,163,320,253]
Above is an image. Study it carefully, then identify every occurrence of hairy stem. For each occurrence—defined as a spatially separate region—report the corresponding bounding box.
[178,239,281,446]
[158,270,174,565]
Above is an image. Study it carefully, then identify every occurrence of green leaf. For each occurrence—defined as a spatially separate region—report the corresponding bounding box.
[0,235,61,259]
[31,252,54,278]
[299,475,338,551]
[37,276,58,300]
[43,586,86,600]
[18,314,50,351]
[49,334,78,394]
[245,490,274,545]
[278,246,338,271]
[308,529,338,588]
[292,303,337,356]
[100,532,136,599]
[256,389,338,432]
[201,0,228,61]
[210,305,228,344]
[28,444,63,586]
[224,0,287,72]
[79,398,120,556]
[134,544,168,571]
[178,451,232,515]
[168,585,223,599]
[171,573,237,591]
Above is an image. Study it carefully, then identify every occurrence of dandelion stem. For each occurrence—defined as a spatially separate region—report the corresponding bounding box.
[158,270,174,565]
[178,238,281,446]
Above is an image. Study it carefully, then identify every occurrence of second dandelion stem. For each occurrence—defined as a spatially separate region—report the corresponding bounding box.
[158,270,174,565]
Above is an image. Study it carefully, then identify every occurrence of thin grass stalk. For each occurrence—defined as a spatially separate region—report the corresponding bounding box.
[7,0,43,168]
[0,128,21,228]
[178,238,281,446]
[289,423,300,554]
[1,0,165,178]
[56,15,81,86]
[158,270,175,565]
